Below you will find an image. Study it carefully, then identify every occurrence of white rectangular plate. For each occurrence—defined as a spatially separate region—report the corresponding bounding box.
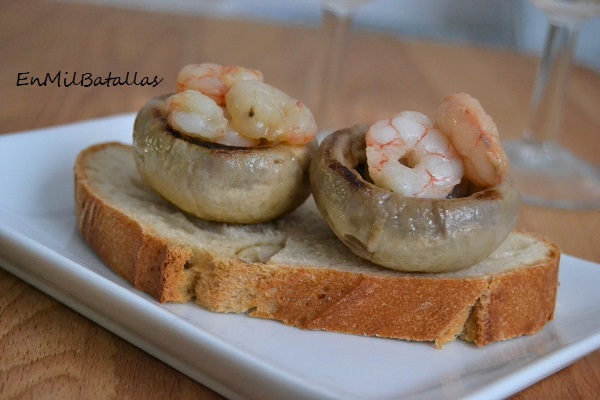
[2,115,600,400]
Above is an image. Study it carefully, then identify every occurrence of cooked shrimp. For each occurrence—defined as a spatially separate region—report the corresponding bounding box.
[176,63,263,106]
[365,111,464,198]
[434,93,508,188]
[166,90,260,147]
[225,80,317,145]
[170,63,315,146]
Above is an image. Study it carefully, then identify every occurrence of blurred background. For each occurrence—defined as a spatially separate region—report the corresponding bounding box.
[65,0,600,71]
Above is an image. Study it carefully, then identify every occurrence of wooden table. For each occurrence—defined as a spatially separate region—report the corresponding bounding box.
[2,1,600,398]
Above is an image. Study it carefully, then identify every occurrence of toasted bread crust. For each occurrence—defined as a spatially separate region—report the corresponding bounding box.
[75,142,194,303]
[462,246,560,345]
[74,143,560,347]
[196,262,488,346]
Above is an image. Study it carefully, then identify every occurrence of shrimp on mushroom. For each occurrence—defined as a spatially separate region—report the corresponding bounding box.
[166,89,260,147]
[365,111,464,198]
[176,63,263,106]
[168,64,317,146]
[226,80,317,145]
[134,62,318,223]
[434,92,509,188]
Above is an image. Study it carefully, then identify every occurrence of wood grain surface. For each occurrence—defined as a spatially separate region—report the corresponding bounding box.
[1,0,600,398]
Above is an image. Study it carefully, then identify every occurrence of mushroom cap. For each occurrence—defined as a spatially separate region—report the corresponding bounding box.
[309,125,521,272]
[133,95,316,224]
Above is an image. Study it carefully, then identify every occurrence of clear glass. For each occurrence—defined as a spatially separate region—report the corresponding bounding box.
[312,0,372,137]
[504,0,600,209]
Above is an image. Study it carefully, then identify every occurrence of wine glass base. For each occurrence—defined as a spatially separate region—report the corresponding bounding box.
[504,139,600,209]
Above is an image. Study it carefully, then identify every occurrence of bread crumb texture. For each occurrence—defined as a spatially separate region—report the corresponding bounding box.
[75,143,560,347]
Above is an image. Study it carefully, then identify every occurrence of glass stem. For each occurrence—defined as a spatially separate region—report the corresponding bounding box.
[314,8,353,130]
[523,21,580,144]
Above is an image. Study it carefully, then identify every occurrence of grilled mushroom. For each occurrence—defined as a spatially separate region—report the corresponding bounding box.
[133,95,316,224]
[310,125,521,272]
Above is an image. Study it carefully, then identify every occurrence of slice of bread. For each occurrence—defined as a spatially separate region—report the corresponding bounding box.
[74,142,560,347]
